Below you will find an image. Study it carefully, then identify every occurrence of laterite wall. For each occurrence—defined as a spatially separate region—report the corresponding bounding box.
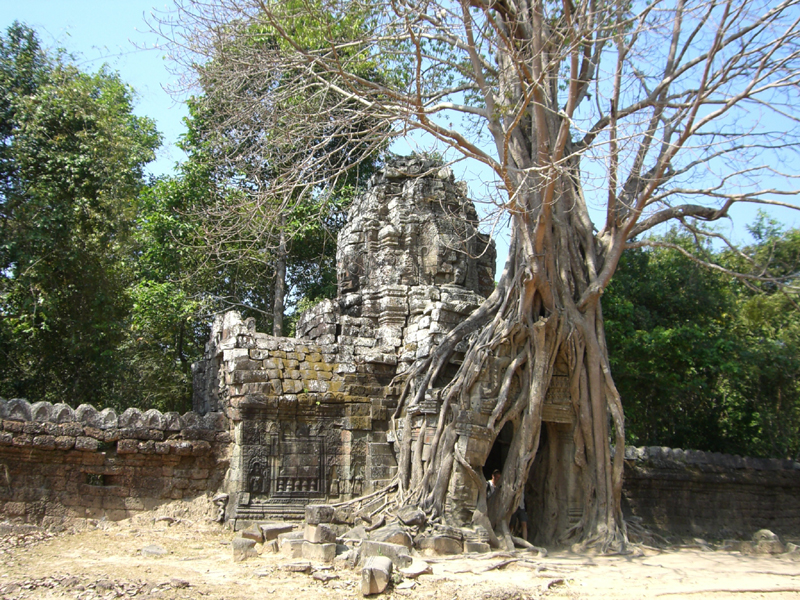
[0,398,230,527]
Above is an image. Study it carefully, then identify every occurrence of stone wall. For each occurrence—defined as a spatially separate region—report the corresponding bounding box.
[0,398,230,527]
[622,446,800,539]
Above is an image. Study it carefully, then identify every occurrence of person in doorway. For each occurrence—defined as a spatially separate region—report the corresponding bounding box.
[510,495,528,541]
[487,469,501,499]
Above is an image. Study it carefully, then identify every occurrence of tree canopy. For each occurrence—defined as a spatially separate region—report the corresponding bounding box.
[0,23,160,407]
[606,221,800,460]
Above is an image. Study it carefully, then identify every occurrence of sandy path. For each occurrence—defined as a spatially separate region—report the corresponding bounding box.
[2,517,799,600]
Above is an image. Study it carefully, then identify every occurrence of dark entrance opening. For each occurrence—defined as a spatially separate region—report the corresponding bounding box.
[483,421,514,479]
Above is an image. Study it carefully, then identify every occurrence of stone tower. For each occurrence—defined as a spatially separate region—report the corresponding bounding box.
[193,156,496,525]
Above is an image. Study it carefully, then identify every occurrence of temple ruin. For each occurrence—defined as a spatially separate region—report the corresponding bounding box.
[0,156,799,545]
[193,155,583,538]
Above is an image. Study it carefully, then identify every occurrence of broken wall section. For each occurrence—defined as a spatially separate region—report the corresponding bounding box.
[198,312,399,527]
[0,398,229,526]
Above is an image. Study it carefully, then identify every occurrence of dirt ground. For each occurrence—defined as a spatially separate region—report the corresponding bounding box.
[2,500,800,600]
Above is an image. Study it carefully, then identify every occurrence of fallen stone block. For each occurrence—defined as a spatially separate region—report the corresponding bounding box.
[335,547,359,569]
[302,541,337,563]
[305,523,338,544]
[262,539,279,554]
[417,535,463,556]
[305,504,335,525]
[313,571,339,583]
[370,526,412,548]
[399,558,432,578]
[284,561,312,574]
[464,541,491,553]
[342,525,369,541]
[361,555,393,596]
[260,523,295,541]
[360,540,412,568]
[240,524,264,543]
[396,506,426,528]
[278,530,303,545]
[232,536,258,562]
[282,538,305,559]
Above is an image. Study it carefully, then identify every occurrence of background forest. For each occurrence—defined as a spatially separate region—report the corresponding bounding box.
[1,22,798,460]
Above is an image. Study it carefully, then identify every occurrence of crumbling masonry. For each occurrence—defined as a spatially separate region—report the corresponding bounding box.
[192,156,500,526]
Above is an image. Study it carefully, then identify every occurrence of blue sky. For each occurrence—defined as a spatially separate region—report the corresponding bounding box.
[1,1,189,176]
[1,1,796,254]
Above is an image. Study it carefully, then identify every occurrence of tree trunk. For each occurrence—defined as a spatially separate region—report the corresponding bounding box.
[272,217,286,337]
[391,169,627,551]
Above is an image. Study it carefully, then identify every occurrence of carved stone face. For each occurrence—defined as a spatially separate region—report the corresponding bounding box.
[337,251,363,294]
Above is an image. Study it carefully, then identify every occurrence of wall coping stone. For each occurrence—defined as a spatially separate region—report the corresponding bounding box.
[0,398,226,433]
[619,445,800,472]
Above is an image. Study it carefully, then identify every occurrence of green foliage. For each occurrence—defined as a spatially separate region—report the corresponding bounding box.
[605,226,800,459]
[0,23,160,409]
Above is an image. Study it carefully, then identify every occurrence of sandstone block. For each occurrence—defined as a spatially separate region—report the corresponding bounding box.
[302,541,336,563]
[370,526,412,548]
[116,439,138,454]
[361,555,393,596]
[240,525,264,543]
[305,504,335,525]
[283,561,312,573]
[399,558,433,578]
[305,523,337,544]
[260,523,294,541]
[464,541,491,553]
[282,538,305,558]
[359,540,412,568]
[396,506,426,528]
[418,535,463,556]
[232,536,258,562]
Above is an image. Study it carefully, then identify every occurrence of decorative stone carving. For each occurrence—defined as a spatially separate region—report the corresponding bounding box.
[30,401,53,423]
[51,403,75,424]
[98,408,118,430]
[119,408,144,428]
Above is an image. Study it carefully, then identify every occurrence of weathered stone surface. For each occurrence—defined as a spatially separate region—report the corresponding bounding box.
[240,525,264,543]
[417,535,463,556]
[302,541,336,563]
[306,504,335,525]
[399,558,433,578]
[750,529,785,554]
[283,561,313,573]
[232,536,258,561]
[359,540,412,568]
[464,541,491,553]
[361,555,393,596]
[305,523,337,544]
[282,538,305,558]
[6,399,32,421]
[260,523,294,541]
[396,506,426,528]
[342,525,369,541]
[369,526,412,549]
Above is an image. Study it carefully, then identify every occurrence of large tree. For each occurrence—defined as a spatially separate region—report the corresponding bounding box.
[164,0,800,549]
[0,23,160,406]
[161,5,386,335]
[605,224,800,460]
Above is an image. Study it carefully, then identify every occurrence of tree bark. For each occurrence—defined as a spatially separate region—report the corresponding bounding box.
[272,216,286,337]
